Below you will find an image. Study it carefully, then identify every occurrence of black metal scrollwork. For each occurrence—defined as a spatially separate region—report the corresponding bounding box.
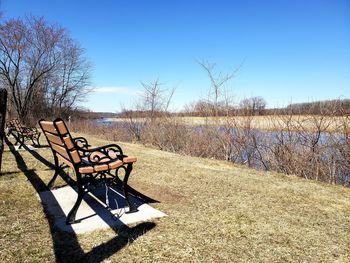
[74,138,124,164]
[73,137,90,149]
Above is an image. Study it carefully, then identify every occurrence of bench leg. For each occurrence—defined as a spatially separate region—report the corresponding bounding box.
[12,132,19,146]
[36,133,41,146]
[18,136,25,149]
[123,163,138,214]
[31,133,41,147]
[66,185,85,225]
[48,156,59,189]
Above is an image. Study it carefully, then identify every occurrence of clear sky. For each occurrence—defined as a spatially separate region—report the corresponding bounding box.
[1,0,350,112]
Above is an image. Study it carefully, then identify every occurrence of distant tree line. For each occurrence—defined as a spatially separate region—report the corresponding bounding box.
[179,96,267,117]
[117,97,350,118]
[285,99,350,115]
[0,16,91,125]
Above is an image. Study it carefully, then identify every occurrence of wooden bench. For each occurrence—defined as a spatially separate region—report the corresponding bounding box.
[39,118,138,224]
[6,119,41,148]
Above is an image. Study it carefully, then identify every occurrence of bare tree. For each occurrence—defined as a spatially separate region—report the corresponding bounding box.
[198,61,240,161]
[198,60,239,117]
[239,96,267,115]
[45,37,91,117]
[120,79,175,142]
[0,88,7,171]
[0,16,91,123]
[139,79,175,121]
[193,100,214,116]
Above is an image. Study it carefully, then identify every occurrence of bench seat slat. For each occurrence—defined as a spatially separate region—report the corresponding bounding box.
[123,156,137,163]
[78,159,123,174]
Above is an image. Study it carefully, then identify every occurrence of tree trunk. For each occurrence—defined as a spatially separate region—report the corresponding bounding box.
[0,89,8,172]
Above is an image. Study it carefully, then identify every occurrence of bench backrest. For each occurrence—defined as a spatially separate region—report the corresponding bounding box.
[39,119,81,166]
[8,119,23,133]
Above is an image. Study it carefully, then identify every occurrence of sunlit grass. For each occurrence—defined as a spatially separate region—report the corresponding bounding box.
[1,134,350,262]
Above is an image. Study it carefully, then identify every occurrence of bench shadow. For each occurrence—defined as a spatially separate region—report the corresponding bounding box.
[5,137,156,262]
[0,170,21,176]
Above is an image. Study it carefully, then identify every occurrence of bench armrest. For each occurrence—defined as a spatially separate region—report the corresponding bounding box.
[73,137,91,149]
[22,127,38,133]
[76,143,124,164]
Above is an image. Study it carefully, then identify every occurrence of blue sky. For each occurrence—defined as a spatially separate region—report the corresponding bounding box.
[1,0,350,112]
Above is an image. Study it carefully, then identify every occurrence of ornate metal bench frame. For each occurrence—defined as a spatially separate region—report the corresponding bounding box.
[39,118,138,225]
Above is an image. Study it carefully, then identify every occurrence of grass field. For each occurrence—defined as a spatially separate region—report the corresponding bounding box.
[1,134,350,262]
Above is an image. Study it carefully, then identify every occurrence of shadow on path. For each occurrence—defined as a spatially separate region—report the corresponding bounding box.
[5,137,156,262]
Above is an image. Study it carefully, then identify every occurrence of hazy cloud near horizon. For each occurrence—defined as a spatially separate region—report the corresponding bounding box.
[92,86,142,96]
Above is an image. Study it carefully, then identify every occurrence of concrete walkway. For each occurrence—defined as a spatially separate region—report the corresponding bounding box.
[39,185,166,234]
[9,144,38,151]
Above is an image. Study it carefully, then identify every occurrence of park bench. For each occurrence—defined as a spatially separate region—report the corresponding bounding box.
[6,119,41,148]
[39,118,138,224]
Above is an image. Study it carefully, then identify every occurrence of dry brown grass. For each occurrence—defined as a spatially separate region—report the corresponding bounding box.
[1,134,350,262]
[112,115,350,132]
